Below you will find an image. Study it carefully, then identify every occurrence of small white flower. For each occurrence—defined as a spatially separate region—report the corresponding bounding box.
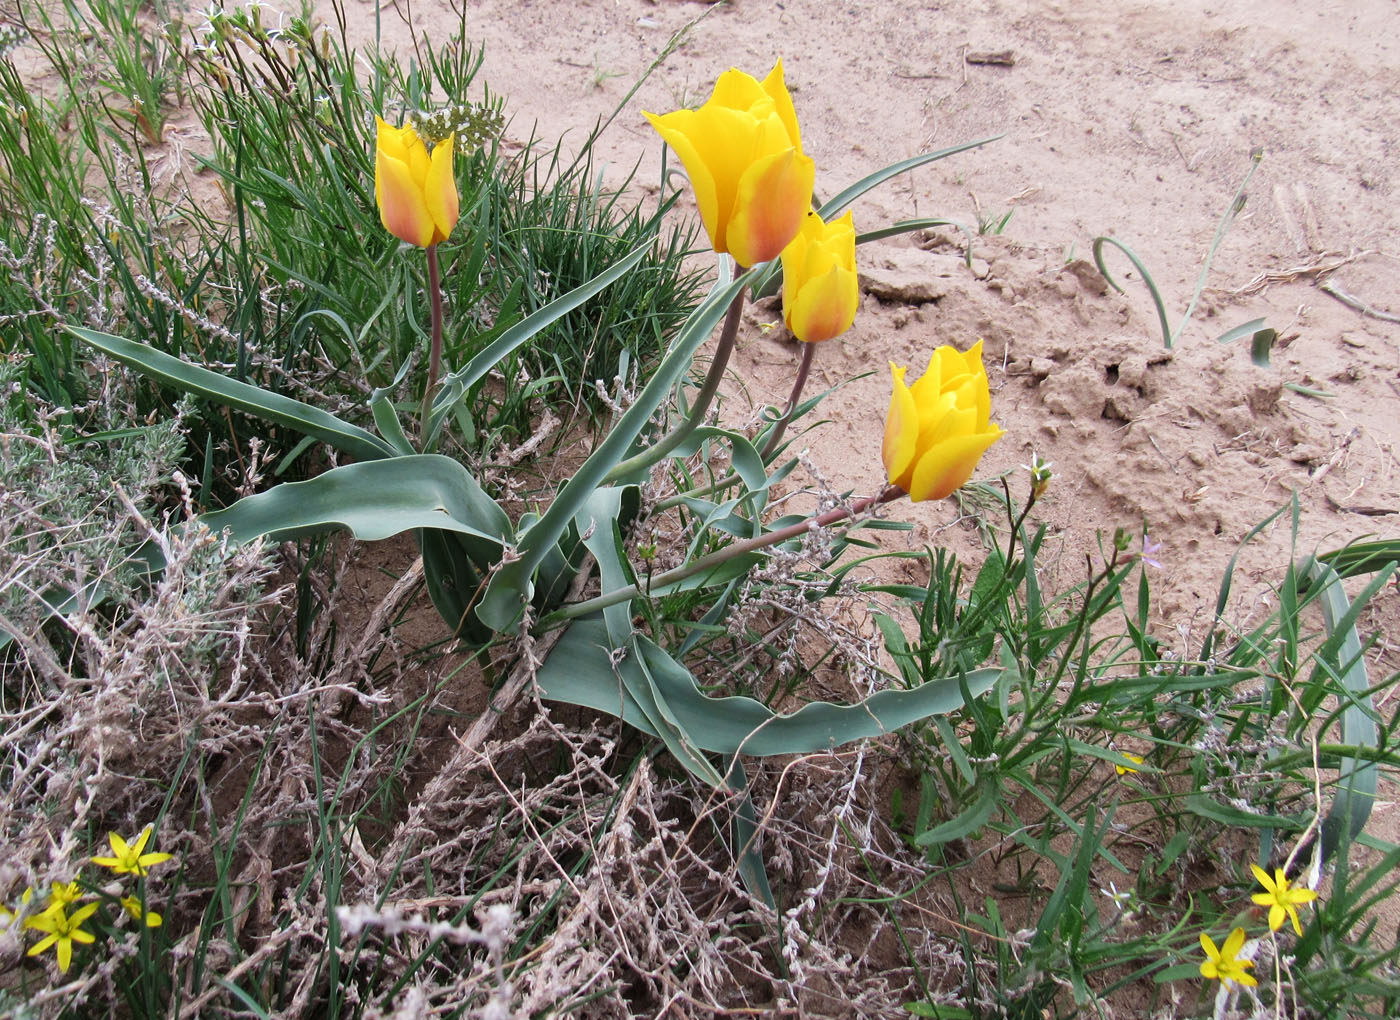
[1100,881,1132,909]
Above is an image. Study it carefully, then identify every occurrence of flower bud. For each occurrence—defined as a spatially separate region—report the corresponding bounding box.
[882,340,1004,502]
[781,210,858,343]
[374,116,458,247]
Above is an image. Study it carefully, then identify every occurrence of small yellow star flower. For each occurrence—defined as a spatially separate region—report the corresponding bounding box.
[92,828,173,876]
[121,895,163,928]
[1251,864,1318,935]
[1115,752,1144,776]
[25,902,99,973]
[1199,927,1257,988]
[45,881,83,913]
[2,887,34,930]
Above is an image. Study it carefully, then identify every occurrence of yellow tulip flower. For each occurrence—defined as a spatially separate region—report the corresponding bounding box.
[781,210,858,343]
[882,340,1004,502]
[644,60,815,268]
[374,116,459,247]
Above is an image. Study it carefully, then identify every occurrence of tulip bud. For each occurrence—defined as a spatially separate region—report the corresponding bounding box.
[882,340,1005,502]
[374,116,459,247]
[781,210,858,343]
[643,60,815,268]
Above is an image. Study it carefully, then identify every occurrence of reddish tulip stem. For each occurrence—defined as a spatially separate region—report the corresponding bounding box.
[602,286,746,483]
[544,483,905,627]
[760,338,816,460]
[420,242,445,442]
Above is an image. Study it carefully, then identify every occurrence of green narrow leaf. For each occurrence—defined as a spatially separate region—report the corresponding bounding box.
[817,137,1002,221]
[725,756,777,909]
[1183,793,1302,830]
[1091,237,1174,348]
[426,241,652,443]
[1214,317,1277,368]
[1300,558,1383,863]
[915,779,998,847]
[67,326,394,462]
[1316,539,1400,579]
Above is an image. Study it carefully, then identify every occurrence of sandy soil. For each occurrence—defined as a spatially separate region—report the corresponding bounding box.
[337,0,1400,645]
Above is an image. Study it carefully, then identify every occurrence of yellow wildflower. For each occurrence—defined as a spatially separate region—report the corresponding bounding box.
[92,828,173,877]
[1199,927,1257,989]
[1250,864,1318,936]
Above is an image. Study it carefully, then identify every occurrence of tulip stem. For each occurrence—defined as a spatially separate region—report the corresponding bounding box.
[541,484,904,629]
[650,338,815,511]
[602,287,745,484]
[420,242,445,442]
[760,339,816,460]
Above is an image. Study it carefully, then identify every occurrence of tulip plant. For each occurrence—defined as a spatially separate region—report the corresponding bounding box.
[71,61,1004,790]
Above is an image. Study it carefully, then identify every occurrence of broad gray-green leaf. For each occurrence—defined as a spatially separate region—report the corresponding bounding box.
[1301,557,1385,863]
[200,455,511,546]
[536,616,1002,759]
[67,327,394,462]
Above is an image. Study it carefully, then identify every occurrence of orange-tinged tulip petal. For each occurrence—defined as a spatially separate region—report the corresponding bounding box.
[375,116,459,247]
[729,146,816,269]
[644,60,814,267]
[882,341,1003,502]
[781,210,858,343]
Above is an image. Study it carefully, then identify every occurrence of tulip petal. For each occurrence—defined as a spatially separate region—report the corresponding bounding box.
[375,116,410,166]
[882,363,919,487]
[377,148,436,247]
[761,59,802,152]
[424,136,458,244]
[727,146,815,267]
[644,109,726,253]
[907,428,1005,502]
[789,264,857,343]
[711,65,771,112]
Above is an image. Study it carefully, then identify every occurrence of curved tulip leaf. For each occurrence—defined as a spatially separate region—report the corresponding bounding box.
[66,327,395,462]
[199,454,511,546]
[536,616,1003,761]
[477,273,750,632]
[1316,539,1400,580]
[817,136,1002,221]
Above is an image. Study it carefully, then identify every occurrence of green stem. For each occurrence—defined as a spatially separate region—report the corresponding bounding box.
[543,484,905,628]
[419,242,444,442]
[602,286,746,484]
[760,338,817,460]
